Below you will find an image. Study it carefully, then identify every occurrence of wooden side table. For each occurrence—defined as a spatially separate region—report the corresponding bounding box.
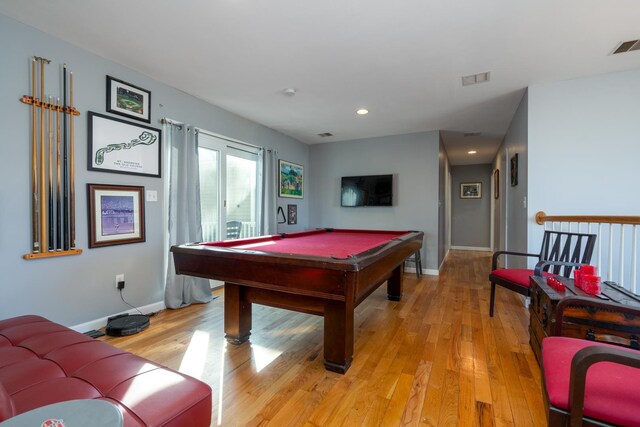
[529,275,640,363]
[0,399,122,427]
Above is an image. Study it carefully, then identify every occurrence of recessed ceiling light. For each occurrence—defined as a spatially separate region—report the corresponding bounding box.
[282,88,296,96]
[468,150,477,154]
[356,108,369,115]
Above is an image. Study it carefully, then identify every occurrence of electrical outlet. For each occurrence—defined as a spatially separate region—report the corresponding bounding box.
[115,274,125,289]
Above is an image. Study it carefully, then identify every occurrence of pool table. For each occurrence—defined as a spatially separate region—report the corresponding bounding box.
[171,228,423,373]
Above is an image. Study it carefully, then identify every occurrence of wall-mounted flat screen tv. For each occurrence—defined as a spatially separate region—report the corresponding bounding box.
[341,174,393,207]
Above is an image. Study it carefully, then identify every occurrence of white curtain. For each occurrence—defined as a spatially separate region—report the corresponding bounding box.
[258,148,278,235]
[164,122,214,309]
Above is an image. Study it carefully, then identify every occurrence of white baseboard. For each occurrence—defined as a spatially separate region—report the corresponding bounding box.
[71,301,166,333]
[450,246,492,252]
[404,265,439,276]
[439,249,451,270]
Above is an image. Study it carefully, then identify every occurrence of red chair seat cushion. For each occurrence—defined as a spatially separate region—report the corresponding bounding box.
[490,268,552,287]
[542,336,640,427]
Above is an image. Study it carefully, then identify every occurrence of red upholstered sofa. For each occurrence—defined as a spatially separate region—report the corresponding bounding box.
[0,315,212,426]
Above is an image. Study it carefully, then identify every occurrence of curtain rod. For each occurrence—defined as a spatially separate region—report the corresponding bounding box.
[162,118,276,153]
[161,117,183,128]
[196,128,261,151]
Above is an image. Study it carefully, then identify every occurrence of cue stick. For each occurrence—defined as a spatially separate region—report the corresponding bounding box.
[56,98,62,251]
[39,58,47,252]
[69,71,75,248]
[31,57,39,253]
[48,96,54,251]
[62,64,69,251]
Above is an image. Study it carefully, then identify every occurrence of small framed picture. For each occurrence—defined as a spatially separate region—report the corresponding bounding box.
[510,153,519,186]
[88,184,145,248]
[279,159,304,198]
[460,182,482,199]
[287,204,298,225]
[106,76,151,123]
[494,169,500,199]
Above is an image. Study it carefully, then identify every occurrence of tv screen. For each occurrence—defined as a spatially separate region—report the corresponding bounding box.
[341,174,393,207]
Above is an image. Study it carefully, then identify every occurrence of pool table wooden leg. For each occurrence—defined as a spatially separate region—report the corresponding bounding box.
[224,282,252,345]
[323,300,354,374]
[387,264,403,301]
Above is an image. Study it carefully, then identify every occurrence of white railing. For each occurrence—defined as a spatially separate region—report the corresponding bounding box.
[239,221,257,239]
[535,212,640,294]
[202,221,258,242]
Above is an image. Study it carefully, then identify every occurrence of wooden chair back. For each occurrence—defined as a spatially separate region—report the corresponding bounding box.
[538,230,597,277]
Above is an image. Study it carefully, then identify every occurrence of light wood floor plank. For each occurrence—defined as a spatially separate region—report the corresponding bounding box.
[103,250,546,426]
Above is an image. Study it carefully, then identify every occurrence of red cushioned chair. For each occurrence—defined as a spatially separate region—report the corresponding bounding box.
[541,297,640,427]
[489,230,596,317]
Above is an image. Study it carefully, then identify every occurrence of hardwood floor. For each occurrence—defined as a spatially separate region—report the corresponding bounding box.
[104,250,546,426]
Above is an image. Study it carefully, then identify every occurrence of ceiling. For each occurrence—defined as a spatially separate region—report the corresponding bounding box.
[1,1,639,165]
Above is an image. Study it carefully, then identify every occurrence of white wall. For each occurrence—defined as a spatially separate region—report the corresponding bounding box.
[0,14,308,326]
[527,68,640,255]
[308,132,440,271]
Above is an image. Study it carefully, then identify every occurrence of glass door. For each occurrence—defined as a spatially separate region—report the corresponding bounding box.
[198,131,259,241]
[226,148,258,239]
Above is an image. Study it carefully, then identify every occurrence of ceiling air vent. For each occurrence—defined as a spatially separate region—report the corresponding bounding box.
[463,132,481,137]
[317,132,333,137]
[611,40,640,55]
[462,72,490,86]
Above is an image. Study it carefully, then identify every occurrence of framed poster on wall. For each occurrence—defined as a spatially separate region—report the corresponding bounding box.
[88,112,161,178]
[87,184,145,248]
[279,159,304,198]
[460,182,482,199]
[106,76,151,123]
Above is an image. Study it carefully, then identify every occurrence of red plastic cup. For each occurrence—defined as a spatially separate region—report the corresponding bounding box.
[581,274,601,295]
[573,269,583,289]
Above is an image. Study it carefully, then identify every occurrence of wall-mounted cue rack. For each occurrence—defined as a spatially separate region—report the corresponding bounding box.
[20,56,82,260]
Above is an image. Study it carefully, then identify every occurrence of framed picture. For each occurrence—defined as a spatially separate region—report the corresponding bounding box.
[460,182,482,199]
[494,169,500,199]
[88,184,145,248]
[510,153,519,186]
[106,76,151,123]
[88,111,161,178]
[287,204,298,225]
[279,159,304,198]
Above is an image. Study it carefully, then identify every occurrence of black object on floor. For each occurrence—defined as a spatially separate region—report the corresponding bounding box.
[106,314,150,336]
[84,329,106,338]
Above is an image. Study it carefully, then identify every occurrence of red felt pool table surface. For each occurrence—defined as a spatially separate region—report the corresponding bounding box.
[202,229,408,259]
[171,228,423,373]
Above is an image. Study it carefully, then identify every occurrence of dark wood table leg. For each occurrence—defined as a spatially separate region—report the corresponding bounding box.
[224,282,252,345]
[323,299,354,373]
[387,264,403,301]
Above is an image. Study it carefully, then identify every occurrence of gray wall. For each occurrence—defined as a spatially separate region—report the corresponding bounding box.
[0,14,309,326]
[450,164,492,248]
[437,136,449,266]
[493,90,529,267]
[308,131,440,271]
[527,68,640,257]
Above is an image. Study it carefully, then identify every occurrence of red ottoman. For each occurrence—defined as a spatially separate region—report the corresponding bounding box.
[0,315,211,426]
